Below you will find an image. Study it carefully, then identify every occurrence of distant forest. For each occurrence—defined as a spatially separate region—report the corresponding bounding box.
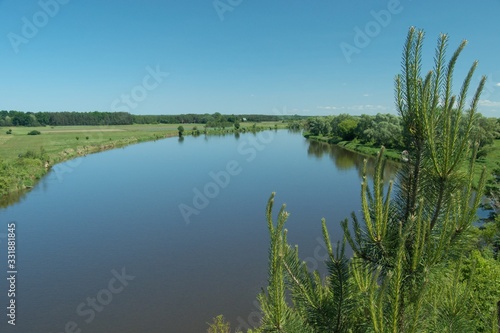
[0,110,307,127]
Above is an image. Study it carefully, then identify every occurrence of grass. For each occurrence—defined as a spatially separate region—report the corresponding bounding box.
[307,135,402,161]
[336,140,402,161]
[0,122,287,198]
[0,124,179,161]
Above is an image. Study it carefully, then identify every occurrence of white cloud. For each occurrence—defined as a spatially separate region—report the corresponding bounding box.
[495,83,500,87]
[348,104,388,111]
[317,106,340,110]
[479,99,500,107]
[316,105,390,113]
[363,93,371,97]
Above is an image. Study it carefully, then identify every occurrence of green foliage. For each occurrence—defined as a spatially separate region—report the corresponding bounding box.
[0,147,48,196]
[337,118,358,141]
[412,253,500,332]
[6,129,12,134]
[471,115,500,158]
[287,120,303,131]
[347,26,487,331]
[463,251,500,331]
[15,147,48,165]
[477,216,500,258]
[473,116,500,146]
[27,130,41,135]
[177,125,184,137]
[424,261,477,332]
[330,114,354,139]
[192,126,201,136]
[306,113,408,149]
[248,27,495,333]
[207,315,231,333]
[305,117,331,136]
[360,113,403,148]
[207,112,228,129]
[259,194,295,331]
[0,110,305,127]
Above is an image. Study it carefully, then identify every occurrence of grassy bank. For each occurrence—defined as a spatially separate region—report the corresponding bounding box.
[0,122,286,199]
[306,135,402,161]
[307,135,500,188]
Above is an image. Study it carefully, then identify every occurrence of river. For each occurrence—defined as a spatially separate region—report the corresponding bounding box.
[0,130,399,332]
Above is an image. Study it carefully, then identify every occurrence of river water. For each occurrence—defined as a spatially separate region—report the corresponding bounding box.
[0,130,399,332]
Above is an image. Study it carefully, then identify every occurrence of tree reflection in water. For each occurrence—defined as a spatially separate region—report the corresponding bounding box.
[306,139,399,183]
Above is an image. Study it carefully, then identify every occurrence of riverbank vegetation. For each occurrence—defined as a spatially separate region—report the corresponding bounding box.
[303,112,500,160]
[210,27,500,333]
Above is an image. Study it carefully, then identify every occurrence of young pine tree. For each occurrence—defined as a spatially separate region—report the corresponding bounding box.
[253,27,494,333]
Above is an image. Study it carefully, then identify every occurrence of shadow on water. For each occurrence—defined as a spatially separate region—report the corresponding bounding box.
[0,190,30,209]
[306,140,493,223]
[307,139,400,183]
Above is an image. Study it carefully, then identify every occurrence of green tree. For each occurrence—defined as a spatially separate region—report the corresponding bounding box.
[287,120,303,131]
[305,117,330,136]
[177,125,184,137]
[361,113,403,148]
[354,114,374,142]
[337,118,359,141]
[330,114,356,139]
[253,27,493,333]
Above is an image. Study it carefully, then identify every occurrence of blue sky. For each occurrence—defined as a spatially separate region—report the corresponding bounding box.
[0,0,499,116]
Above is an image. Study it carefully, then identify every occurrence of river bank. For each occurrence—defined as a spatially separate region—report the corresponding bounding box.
[306,134,500,192]
[305,134,403,161]
[0,123,284,204]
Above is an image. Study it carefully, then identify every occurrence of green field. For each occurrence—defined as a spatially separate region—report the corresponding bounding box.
[0,124,182,161]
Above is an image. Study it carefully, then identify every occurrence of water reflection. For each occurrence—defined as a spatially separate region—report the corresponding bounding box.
[0,190,30,208]
[307,140,399,182]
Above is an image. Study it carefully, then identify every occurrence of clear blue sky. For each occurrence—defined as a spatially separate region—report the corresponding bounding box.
[1,0,499,116]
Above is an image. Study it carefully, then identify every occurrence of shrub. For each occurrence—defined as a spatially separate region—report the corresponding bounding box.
[6,129,12,134]
[27,130,41,135]
[22,150,38,158]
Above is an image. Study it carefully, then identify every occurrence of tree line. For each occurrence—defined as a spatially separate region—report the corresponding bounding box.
[0,110,306,127]
[304,112,500,156]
